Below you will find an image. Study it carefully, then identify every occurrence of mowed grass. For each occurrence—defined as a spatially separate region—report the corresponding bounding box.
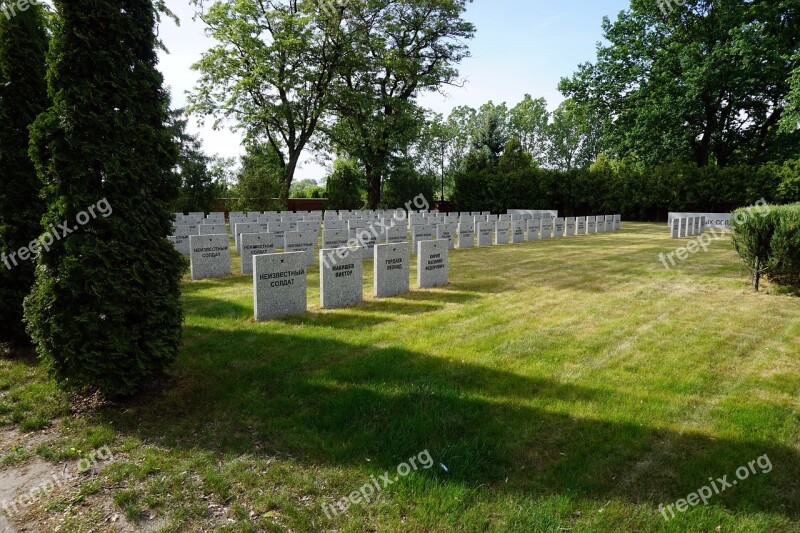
[2,222,799,532]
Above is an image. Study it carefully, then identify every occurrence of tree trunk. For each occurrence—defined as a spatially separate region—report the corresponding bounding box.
[280,153,301,210]
[366,165,382,209]
[753,259,761,292]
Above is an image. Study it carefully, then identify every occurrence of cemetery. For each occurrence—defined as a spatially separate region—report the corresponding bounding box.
[1,0,800,532]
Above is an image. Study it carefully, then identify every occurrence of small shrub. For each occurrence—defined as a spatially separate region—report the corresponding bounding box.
[731,202,800,292]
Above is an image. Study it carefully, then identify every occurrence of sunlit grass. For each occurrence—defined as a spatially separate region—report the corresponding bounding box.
[2,223,798,531]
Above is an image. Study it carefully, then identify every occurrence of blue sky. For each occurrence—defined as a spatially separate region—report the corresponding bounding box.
[158,0,632,181]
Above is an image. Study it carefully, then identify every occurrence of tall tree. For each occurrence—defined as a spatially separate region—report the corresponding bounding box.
[561,0,800,167]
[547,99,602,171]
[471,101,509,165]
[169,109,223,213]
[25,0,184,398]
[509,94,549,165]
[0,0,49,348]
[190,0,349,206]
[327,0,475,208]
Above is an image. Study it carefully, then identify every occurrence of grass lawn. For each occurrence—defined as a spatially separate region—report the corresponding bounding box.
[1,222,799,532]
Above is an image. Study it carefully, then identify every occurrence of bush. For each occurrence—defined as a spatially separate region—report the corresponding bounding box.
[731,203,800,292]
[25,0,184,398]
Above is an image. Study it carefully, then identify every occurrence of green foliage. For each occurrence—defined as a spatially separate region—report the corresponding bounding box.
[169,109,224,213]
[0,0,49,346]
[326,0,474,208]
[561,0,800,167]
[776,159,800,204]
[235,144,282,212]
[289,179,325,199]
[24,0,185,399]
[190,0,348,205]
[380,159,437,209]
[325,159,364,210]
[731,203,800,292]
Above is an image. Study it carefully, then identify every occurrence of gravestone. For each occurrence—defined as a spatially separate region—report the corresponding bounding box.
[457,223,475,249]
[350,224,379,259]
[417,240,449,289]
[566,217,576,237]
[614,214,621,230]
[240,233,276,275]
[586,217,597,234]
[526,219,539,241]
[495,221,510,245]
[437,223,457,250]
[323,229,350,250]
[190,234,231,280]
[679,218,689,238]
[412,225,435,253]
[374,242,410,298]
[386,225,407,244]
[325,219,347,231]
[200,224,227,236]
[671,219,681,239]
[540,218,553,240]
[553,218,565,238]
[320,247,363,309]
[170,229,193,256]
[477,222,493,246]
[284,231,316,266]
[297,220,320,234]
[512,220,525,243]
[268,222,289,242]
[576,217,587,235]
[253,252,307,320]
[605,215,615,232]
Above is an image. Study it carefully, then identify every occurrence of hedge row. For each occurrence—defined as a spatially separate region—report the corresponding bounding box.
[452,159,800,220]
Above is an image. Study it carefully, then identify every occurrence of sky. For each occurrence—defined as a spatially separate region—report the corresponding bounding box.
[157,0,632,183]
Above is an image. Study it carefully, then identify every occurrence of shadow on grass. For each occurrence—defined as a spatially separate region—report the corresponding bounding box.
[100,326,800,520]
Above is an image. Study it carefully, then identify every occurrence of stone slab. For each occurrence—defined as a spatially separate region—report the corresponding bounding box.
[253,252,307,320]
[190,234,231,280]
[374,242,410,298]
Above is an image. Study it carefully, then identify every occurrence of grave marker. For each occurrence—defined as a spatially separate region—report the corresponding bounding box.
[240,233,276,275]
[320,247,363,309]
[417,240,449,289]
[253,252,307,320]
[374,243,410,298]
[190,234,231,280]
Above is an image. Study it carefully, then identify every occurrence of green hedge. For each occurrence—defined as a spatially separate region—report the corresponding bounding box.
[451,158,800,220]
[731,203,800,292]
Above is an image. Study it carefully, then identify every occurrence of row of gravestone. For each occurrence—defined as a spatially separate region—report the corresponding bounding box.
[670,216,708,238]
[170,214,623,273]
[184,235,449,320]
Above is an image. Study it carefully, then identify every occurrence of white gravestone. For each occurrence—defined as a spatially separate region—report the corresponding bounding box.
[526,219,540,241]
[190,234,231,280]
[457,224,475,249]
[417,240,449,289]
[540,219,553,240]
[576,217,587,235]
[436,223,457,250]
[284,231,317,267]
[386,225,407,244]
[253,252,307,321]
[511,220,525,243]
[495,221,510,245]
[240,233,276,275]
[553,218,565,238]
[320,247,363,309]
[566,217,576,237]
[477,222,493,246]
[374,243,410,298]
